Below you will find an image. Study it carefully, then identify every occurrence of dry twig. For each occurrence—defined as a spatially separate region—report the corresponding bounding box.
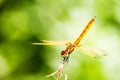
[46,59,68,80]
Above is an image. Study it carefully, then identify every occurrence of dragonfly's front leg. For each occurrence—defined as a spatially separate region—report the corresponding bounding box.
[62,55,69,64]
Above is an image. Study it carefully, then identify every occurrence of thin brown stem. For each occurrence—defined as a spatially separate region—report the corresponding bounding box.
[46,59,68,80]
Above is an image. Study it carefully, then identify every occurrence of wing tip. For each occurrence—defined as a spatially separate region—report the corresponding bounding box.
[32,43,41,45]
[31,43,36,45]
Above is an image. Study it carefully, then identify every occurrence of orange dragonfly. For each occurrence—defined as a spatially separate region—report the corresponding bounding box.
[32,16,108,63]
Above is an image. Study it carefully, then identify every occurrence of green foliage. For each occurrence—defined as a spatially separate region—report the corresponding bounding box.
[0,0,120,80]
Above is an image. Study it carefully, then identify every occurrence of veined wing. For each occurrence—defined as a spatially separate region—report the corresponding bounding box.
[32,40,72,46]
[77,45,109,59]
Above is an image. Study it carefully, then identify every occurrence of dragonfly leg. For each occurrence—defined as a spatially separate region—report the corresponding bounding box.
[63,56,69,63]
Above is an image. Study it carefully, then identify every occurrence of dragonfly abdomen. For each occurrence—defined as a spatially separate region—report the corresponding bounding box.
[73,16,96,47]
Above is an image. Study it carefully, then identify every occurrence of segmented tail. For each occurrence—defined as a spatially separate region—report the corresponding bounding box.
[73,16,96,47]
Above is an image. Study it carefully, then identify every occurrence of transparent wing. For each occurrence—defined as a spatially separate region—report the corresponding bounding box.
[77,45,109,59]
[32,40,72,46]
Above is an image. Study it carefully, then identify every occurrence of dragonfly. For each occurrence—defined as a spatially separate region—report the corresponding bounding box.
[32,16,108,63]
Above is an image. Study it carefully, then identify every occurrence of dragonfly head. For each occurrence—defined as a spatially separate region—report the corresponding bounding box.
[61,50,69,63]
[61,50,68,56]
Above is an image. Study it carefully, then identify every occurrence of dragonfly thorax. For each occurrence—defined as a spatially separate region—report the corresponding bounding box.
[61,42,75,57]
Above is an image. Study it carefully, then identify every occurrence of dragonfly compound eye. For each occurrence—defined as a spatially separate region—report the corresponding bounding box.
[61,50,67,55]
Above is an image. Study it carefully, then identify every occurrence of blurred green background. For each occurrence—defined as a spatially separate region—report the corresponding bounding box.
[0,0,120,80]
